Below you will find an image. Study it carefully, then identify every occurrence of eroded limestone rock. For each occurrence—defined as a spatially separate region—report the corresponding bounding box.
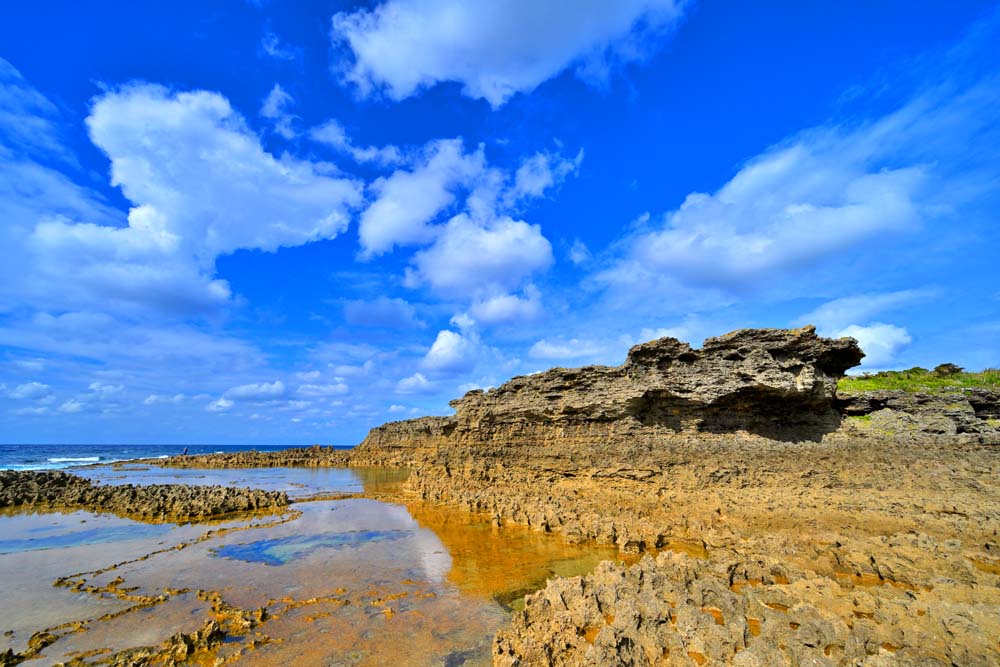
[0,470,288,521]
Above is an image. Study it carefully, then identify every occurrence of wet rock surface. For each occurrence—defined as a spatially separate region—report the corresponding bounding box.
[0,470,289,521]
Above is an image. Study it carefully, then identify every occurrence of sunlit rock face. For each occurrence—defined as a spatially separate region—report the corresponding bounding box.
[359,326,864,465]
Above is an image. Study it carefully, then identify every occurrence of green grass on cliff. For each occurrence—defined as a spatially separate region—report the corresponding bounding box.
[838,366,1000,394]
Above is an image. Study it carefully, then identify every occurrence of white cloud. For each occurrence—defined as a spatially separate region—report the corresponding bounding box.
[8,381,51,400]
[623,142,926,289]
[359,139,485,256]
[295,370,322,381]
[396,372,433,394]
[309,119,404,166]
[568,239,592,265]
[260,83,296,139]
[260,32,298,61]
[12,84,362,317]
[58,399,84,414]
[224,380,286,400]
[467,288,543,326]
[796,290,933,332]
[421,329,477,373]
[602,76,1000,293]
[357,141,577,307]
[297,382,349,397]
[835,323,912,368]
[0,58,69,159]
[144,393,185,405]
[508,150,583,202]
[331,0,686,107]
[388,404,407,413]
[529,338,607,360]
[405,214,552,298]
[206,397,234,413]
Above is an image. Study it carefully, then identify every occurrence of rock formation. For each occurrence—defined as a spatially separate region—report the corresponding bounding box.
[359,326,865,465]
[0,470,288,521]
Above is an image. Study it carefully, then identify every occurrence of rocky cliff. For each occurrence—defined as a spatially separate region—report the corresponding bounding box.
[358,326,864,465]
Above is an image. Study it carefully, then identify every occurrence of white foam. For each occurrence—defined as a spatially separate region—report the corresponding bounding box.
[47,457,100,463]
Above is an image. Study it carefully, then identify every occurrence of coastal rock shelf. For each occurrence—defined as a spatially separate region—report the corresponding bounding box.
[53,326,998,666]
[360,326,868,465]
[495,550,1000,667]
[0,470,289,521]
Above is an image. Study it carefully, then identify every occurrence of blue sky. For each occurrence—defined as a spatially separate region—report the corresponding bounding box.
[1,1,998,445]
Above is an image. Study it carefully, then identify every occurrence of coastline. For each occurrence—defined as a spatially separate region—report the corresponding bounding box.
[2,328,998,665]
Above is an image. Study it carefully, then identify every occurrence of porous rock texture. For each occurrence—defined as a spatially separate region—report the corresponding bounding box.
[347,326,1000,666]
[129,326,1000,665]
[495,550,1000,667]
[359,326,867,466]
[0,470,288,521]
[144,444,353,469]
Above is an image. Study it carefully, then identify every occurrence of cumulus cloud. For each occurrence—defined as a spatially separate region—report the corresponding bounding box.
[260,83,296,139]
[796,290,934,333]
[357,141,576,312]
[622,145,925,289]
[568,239,592,265]
[421,329,477,373]
[508,150,584,202]
[309,119,404,166]
[206,397,234,413]
[795,291,929,369]
[331,0,687,106]
[467,288,543,326]
[396,372,432,394]
[601,74,1000,293]
[404,214,552,298]
[18,84,363,316]
[359,139,485,256]
[835,323,912,368]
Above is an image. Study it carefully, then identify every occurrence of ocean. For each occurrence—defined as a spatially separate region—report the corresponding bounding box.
[0,443,342,471]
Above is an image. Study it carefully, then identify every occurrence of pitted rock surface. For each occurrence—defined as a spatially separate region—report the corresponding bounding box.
[360,326,865,464]
[0,470,288,521]
[495,551,1000,667]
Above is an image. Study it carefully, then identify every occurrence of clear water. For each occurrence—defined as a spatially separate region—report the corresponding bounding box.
[213,529,414,565]
[0,467,622,666]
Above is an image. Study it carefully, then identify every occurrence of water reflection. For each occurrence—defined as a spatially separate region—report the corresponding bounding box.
[0,468,616,667]
[213,529,414,565]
